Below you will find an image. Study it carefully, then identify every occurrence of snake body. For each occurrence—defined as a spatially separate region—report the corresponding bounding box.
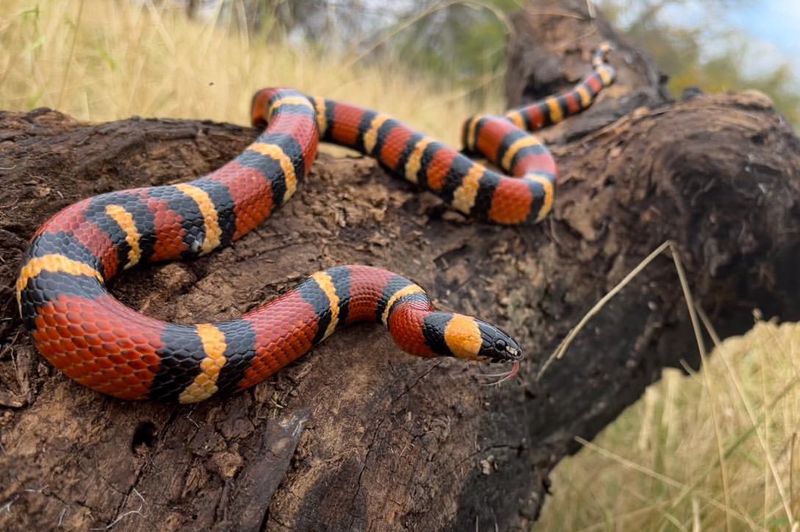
[16,46,614,403]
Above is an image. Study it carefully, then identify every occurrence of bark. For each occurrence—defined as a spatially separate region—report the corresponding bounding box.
[2,4,800,531]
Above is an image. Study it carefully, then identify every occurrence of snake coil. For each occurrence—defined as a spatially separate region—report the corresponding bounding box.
[16,45,615,402]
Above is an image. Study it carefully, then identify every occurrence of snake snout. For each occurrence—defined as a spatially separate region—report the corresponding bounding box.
[478,324,523,364]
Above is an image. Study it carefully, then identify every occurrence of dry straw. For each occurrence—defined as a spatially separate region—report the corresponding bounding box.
[539,240,800,530]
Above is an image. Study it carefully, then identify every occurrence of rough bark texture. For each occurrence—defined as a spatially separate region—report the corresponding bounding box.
[2,4,800,531]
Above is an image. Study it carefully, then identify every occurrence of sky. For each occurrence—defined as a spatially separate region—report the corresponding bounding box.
[723,0,800,85]
[726,0,800,59]
[661,0,800,88]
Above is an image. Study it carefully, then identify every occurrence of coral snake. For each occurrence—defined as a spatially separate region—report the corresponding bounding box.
[15,45,615,403]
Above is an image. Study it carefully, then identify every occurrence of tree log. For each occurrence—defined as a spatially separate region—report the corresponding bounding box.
[2,9,800,532]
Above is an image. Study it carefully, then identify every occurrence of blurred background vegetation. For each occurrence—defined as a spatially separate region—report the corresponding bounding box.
[179,0,800,126]
[5,0,798,125]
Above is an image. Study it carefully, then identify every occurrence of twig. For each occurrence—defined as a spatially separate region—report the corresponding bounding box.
[537,240,672,380]
[586,0,596,19]
[669,239,732,532]
[100,488,145,530]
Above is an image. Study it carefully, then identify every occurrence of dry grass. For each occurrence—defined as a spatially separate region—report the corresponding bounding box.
[2,1,795,530]
[0,0,501,143]
[537,242,800,530]
[538,320,800,531]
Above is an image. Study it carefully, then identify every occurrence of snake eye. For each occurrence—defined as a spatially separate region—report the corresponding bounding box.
[477,323,523,363]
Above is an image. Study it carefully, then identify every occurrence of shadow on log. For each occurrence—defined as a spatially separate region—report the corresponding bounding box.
[1,3,799,531]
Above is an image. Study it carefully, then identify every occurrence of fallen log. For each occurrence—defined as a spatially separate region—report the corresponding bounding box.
[1,5,799,531]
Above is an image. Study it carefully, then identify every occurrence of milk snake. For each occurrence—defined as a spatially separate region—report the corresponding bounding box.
[16,45,614,402]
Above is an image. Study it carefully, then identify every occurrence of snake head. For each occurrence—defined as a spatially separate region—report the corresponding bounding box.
[477,323,523,364]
